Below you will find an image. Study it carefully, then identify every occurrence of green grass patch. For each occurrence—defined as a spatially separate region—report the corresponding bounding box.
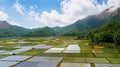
[54,44,68,48]
[107,58,120,64]
[0,54,9,59]
[65,53,82,57]
[82,53,94,57]
[24,38,45,42]
[102,49,118,54]
[94,53,106,58]
[90,63,95,67]
[104,53,120,58]
[40,53,93,57]
[0,47,18,51]
[92,50,103,53]
[40,53,65,57]
[86,58,109,63]
[18,49,47,56]
[19,42,40,46]
[80,40,89,43]
[63,57,86,63]
[41,41,63,46]
[64,53,93,57]
[81,50,92,53]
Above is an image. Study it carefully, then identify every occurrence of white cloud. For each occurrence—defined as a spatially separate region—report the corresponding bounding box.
[30,5,37,10]
[28,0,120,27]
[28,10,39,21]
[107,0,120,7]
[13,0,24,15]
[29,10,35,17]
[37,10,67,26]
[0,10,9,20]
[9,20,21,26]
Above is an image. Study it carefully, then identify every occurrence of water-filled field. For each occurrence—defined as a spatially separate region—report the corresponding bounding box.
[0,37,120,67]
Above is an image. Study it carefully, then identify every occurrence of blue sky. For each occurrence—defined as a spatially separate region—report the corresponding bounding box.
[0,0,119,28]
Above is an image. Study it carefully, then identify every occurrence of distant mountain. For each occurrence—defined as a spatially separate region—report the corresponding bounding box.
[0,21,56,37]
[24,27,56,37]
[0,21,30,37]
[0,21,11,29]
[62,6,120,35]
[0,7,120,37]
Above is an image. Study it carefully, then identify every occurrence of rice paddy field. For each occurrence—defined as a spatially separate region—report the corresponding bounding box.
[0,37,120,67]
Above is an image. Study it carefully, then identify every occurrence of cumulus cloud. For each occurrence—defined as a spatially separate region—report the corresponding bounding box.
[13,0,24,15]
[28,0,120,27]
[0,10,9,20]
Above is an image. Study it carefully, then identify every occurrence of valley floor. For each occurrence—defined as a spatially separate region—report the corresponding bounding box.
[0,37,120,67]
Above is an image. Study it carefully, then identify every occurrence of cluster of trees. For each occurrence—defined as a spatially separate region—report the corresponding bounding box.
[87,21,120,48]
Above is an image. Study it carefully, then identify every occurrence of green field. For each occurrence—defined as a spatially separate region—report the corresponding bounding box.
[0,37,120,67]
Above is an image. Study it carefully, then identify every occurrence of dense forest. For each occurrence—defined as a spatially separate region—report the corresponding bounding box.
[87,21,120,49]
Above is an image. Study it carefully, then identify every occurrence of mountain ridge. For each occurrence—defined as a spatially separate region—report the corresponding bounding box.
[0,7,120,37]
[62,6,120,34]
